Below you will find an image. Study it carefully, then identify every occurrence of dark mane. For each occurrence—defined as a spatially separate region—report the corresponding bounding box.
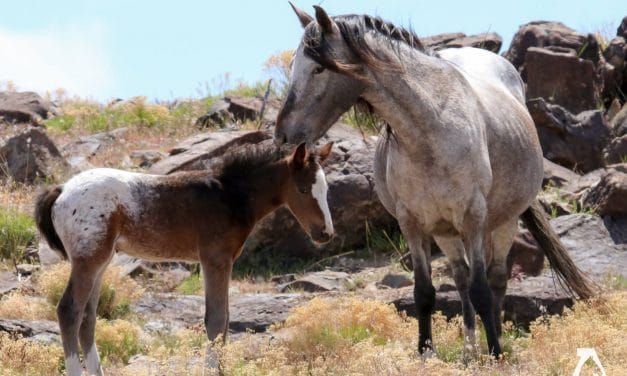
[303,14,426,75]
[215,141,285,185]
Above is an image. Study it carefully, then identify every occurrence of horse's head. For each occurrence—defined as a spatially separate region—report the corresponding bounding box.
[285,141,334,244]
[275,3,369,145]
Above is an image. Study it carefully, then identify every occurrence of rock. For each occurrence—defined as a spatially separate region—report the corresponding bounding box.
[61,128,128,171]
[0,126,68,183]
[604,135,627,164]
[581,164,627,216]
[195,99,233,128]
[527,98,612,172]
[612,103,627,137]
[277,271,353,292]
[0,91,53,125]
[391,213,627,326]
[542,158,580,188]
[508,229,544,278]
[129,150,165,168]
[603,37,626,100]
[0,271,19,297]
[424,32,502,53]
[0,319,60,344]
[505,21,589,70]
[525,47,601,114]
[149,130,271,175]
[132,292,310,333]
[37,239,63,266]
[16,264,39,276]
[378,273,413,289]
[270,274,296,284]
[618,16,627,39]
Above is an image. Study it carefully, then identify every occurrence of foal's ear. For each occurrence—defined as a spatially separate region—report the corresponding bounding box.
[313,5,335,34]
[317,142,333,163]
[289,1,313,28]
[292,142,309,169]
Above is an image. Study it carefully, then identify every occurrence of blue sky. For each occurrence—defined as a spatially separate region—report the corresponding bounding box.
[0,0,624,101]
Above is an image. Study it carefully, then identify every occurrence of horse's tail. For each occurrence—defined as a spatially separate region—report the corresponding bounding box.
[520,199,596,299]
[34,185,67,259]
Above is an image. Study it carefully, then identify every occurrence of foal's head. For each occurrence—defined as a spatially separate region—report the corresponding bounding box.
[285,142,334,244]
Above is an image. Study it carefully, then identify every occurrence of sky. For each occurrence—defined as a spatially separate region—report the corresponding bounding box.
[0,0,625,102]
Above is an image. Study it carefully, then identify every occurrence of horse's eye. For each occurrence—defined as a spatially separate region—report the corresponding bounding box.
[299,187,311,194]
[312,66,325,75]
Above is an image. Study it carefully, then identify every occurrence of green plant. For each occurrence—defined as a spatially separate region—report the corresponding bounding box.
[0,208,36,272]
[95,319,143,364]
[176,272,204,295]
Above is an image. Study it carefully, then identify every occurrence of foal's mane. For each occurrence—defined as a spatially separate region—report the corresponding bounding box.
[303,14,428,75]
[215,142,285,186]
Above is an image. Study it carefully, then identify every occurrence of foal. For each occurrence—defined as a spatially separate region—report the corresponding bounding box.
[35,142,334,376]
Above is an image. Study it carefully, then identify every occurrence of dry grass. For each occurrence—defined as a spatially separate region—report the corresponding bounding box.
[0,332,63,375]
[36,262,143,319]
[0,292,55,320]
[95,319,144,365]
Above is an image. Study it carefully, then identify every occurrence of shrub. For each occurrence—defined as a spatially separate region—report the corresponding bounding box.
[0,292,55,320]
[0,208,36,270]
[37,262,143,319]
[0,332,63,375]
[95,319,143,364]
[176,272,203,295]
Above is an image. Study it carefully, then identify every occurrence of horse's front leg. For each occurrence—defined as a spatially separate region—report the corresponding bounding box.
[200,252,232,342]
[397,207,435,356]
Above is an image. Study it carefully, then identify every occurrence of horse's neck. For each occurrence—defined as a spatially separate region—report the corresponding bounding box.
[362,44,458,143]
[239,161,289,224]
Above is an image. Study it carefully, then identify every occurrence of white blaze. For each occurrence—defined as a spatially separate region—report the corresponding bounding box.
[312,166,334,235]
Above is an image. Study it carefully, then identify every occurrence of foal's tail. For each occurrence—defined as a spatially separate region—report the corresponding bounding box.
[521,199,595,300]
[34,185,67,259]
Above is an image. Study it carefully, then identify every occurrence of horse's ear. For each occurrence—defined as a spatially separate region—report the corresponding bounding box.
[317,142,333,163]
[313,5,335,34]
[289,1,313,28]
[292,142,309,169]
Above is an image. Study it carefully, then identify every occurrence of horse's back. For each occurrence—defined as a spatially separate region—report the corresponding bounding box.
[437,47,525,104]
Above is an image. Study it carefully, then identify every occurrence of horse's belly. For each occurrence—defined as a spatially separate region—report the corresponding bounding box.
[115,233,200,262]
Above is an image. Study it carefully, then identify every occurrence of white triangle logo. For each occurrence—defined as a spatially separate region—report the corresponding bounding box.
[573,348,606,376]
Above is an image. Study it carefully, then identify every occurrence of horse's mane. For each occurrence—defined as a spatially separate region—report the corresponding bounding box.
[303,14,428,75]
[215,141,285,186]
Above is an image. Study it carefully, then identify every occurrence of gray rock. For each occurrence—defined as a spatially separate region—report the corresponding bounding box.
[0,126,68,183]
[581,164,627,216]
[603,135,627,164]
[37,239,63,266]
[130,150,165,168]
[543,158,580,188]
[61,127,128,171]
[16,264,39,276]
[378,273,413,289]
[277,270,352,292]
[0,91,53,125]
[423,32,502,53]
[611,102,627,137]
[0,319,60,343]
[525,47,601,114]
[0,271,19,297]
[528,98,612,173]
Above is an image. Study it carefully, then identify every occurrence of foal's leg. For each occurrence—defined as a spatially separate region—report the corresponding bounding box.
[463,196,502,357]
[488,219,518,341]
[433,236,477,358]
[397,210,434,355]
[200,253,233,341]
[58,259,104,376]
[79,269,106,376]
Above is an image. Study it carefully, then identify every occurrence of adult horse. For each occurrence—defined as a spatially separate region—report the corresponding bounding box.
[275,3,594,358]
[35,142,333,376]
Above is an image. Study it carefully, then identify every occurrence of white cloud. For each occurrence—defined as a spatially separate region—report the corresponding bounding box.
[0,24,115,100]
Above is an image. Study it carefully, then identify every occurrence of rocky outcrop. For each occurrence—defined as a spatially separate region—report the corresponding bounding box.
[277,270,353,292]
[604,135,627,164]
[61,127,128,171]
[581,164,627,216]
[525,47,601,114]
[527,98,612,172]
[0,91,53,125]
[0,319,59,344]
[0,126,68,183]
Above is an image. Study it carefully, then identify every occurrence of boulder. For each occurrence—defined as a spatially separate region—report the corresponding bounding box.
[525,47,601,114]
[604,135,627,164]
[149,130,271,174]
[0,319,60,344]
[505,21,590,70]
[527,98,612,172]
[542,158,580,188]
[129,150,165,168]
[423,32,502,53]
[0,126,68,183]
[581,164,627,216]
[61,127,128,171]
[378,273,413,289]
[508,229,544,278]
[0,271,19,297]
[194,99,233,128]
[277,270,353,292]
[612,103,627,137]
[603,37,626,100]
[0,91,53,125]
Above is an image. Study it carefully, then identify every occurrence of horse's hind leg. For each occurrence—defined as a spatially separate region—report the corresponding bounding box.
[79,268,107,376]
[397,209,434,355]
[487,218,518,340]
[433,236,477,358]
[58,258,106,376]
[200,252,233,342]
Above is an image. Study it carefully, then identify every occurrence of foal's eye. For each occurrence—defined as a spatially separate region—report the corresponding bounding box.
[299,187,311,194]
[312,66,325,75]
